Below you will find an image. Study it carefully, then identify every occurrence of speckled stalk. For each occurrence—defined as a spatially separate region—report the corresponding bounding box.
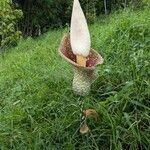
[73,67,97,96]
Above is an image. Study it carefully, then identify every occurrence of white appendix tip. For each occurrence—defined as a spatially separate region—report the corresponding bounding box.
[70,0,91,57]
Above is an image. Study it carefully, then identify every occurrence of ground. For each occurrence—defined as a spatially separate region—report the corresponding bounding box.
[0,8,150,149]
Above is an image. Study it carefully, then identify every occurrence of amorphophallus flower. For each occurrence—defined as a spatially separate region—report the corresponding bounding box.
[59,0,104,96]
[58,0,104,134]
[59,34,103,96]
[70,0,91,67]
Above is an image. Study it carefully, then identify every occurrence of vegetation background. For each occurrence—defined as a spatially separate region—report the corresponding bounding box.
[1,0,146,49]
[0,0,150,149]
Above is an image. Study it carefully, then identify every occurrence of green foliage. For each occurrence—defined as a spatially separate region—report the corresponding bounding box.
[16,0,98,36]
[80,0,98,23]
[13,0,149,36]
[0,0,23,49]
[141,0,150,8]
[15,0,72,36]
[0,8,150,149]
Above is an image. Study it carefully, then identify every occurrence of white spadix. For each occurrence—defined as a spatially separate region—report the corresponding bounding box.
[70,0,91,59]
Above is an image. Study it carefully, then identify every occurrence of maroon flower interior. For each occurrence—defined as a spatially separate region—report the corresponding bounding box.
[59,34,103,68]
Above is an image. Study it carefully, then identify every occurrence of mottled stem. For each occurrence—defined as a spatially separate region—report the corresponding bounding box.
[73,67,97,96]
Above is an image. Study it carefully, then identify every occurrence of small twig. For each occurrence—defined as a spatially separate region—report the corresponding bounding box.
[78,96,85,124]
[72,97,86,137]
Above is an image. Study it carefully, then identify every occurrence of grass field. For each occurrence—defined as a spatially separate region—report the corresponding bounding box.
[0,8,150,149]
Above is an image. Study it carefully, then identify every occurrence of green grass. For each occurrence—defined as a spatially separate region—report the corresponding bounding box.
[0,8,150,149]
